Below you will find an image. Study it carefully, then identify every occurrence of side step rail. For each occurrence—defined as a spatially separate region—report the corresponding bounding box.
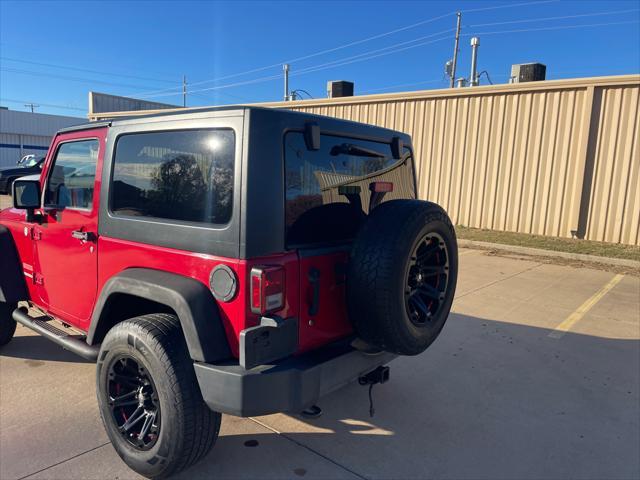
[12,307,99,361]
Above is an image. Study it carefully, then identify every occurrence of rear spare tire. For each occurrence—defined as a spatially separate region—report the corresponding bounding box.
[347,200,457,355]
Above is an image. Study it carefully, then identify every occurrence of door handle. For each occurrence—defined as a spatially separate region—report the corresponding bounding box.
[71,230,96,242]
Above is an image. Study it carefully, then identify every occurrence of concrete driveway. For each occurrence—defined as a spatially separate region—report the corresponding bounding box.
[1,247,639,480]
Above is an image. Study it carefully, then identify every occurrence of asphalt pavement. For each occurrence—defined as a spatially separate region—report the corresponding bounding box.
[0,207,638,479]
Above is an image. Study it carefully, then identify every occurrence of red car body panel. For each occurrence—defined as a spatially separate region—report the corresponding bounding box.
[98,238,306,358]
[297,250,353,351]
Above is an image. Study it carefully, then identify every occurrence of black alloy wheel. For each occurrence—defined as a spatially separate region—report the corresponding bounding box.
[404,232,450,326]
[108,356,161,450]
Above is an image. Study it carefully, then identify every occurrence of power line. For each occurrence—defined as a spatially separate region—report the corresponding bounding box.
[134,12,456,98]
[130,0,558,98]
[292,28,455,75]
[466,8,640,28]
[140,9,640,99]
[359,79,444,95]
[291,36,454,77]
[463,20,640,37]
[0,56,177,84]
[151,35,453,98]
[460,0,558,14]
[478,71,494,85]
[291,89,314,99]
[0,67,169,91]
[160,17,638,99]
[138,16,637,100]
[0,97,86,112]
[151,73,284,97]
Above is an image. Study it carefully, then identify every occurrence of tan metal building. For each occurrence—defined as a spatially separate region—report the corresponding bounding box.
[90,74,640,246]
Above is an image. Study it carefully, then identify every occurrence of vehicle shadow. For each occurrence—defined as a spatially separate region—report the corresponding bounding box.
[177,313,640,480]
[0,327,93,364]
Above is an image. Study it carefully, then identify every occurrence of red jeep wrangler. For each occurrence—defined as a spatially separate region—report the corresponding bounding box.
[0,107,457,478]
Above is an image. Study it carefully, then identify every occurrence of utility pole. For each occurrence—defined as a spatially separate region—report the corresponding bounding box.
[450,12,461,88]
[24,103,39,113]
[283,64,290,101]
[182,75,187,107]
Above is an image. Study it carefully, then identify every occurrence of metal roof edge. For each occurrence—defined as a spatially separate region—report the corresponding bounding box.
[87,74,639,121]
[257,74,640,108]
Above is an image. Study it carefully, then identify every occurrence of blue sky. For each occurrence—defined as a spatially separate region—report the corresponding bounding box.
[1,0,638,117]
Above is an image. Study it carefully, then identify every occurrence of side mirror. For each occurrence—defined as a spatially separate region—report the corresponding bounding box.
[13,178,41,208]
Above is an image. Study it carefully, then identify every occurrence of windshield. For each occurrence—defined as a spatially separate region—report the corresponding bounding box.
[25,156,43,167]
[18,155,44,167]
[284,132,415,247]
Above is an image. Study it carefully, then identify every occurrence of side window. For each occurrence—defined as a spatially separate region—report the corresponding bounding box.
[110,129,235,225]
[45,139,99,210]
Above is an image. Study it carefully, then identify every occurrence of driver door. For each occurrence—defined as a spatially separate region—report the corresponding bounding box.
[32,129,106,331]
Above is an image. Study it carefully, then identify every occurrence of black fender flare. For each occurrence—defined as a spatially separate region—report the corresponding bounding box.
[0,225,29,304]
[87,268,231,363]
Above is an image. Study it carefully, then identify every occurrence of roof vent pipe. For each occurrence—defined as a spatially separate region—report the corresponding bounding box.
[469,37,480,87]
[283,64,291,101]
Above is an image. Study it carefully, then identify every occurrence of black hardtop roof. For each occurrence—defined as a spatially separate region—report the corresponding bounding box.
[57,105,409,142]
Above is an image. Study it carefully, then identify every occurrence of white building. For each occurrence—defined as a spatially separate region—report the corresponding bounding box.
[0,108,84,168]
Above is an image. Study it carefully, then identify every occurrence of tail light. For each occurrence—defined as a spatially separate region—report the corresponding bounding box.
[369,181,394,192]
[250,266,285,315]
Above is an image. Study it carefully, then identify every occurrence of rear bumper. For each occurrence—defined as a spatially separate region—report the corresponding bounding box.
[194,340,396,417]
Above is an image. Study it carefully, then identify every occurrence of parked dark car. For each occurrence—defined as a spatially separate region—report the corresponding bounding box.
[0,155,45,194]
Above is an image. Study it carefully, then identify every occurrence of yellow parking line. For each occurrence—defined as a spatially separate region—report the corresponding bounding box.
[548,274,624,339]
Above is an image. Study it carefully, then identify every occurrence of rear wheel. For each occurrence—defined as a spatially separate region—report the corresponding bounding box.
[0,302,17,346]
[347,200,458,355]
[96,313,220,479]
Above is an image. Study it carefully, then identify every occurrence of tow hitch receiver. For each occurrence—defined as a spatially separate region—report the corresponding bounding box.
[358,366,390,417]
[359,365,390,386]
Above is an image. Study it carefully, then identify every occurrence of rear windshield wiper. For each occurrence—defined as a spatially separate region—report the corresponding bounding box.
[330,143,387,159]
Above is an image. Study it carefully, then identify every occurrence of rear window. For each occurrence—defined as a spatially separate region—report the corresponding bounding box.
[284,132,415,247]
[111,129,234,225]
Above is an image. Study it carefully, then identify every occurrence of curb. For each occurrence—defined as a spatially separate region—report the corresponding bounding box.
[458,239,640,269]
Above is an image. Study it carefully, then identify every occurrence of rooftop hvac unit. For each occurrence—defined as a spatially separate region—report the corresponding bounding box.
[510,63,546,83]
[327,80,354,98]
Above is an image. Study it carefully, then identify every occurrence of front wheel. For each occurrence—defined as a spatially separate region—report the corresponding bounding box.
[96,313,220,479]
[0,302,17,346]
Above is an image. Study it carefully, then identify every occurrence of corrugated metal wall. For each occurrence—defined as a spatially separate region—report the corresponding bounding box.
[0,133,50,167]
[263,75,640,245]
[89,92,178,115]
[0,109,83,168]
[584,86,639,245]
[89,75,640,245]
